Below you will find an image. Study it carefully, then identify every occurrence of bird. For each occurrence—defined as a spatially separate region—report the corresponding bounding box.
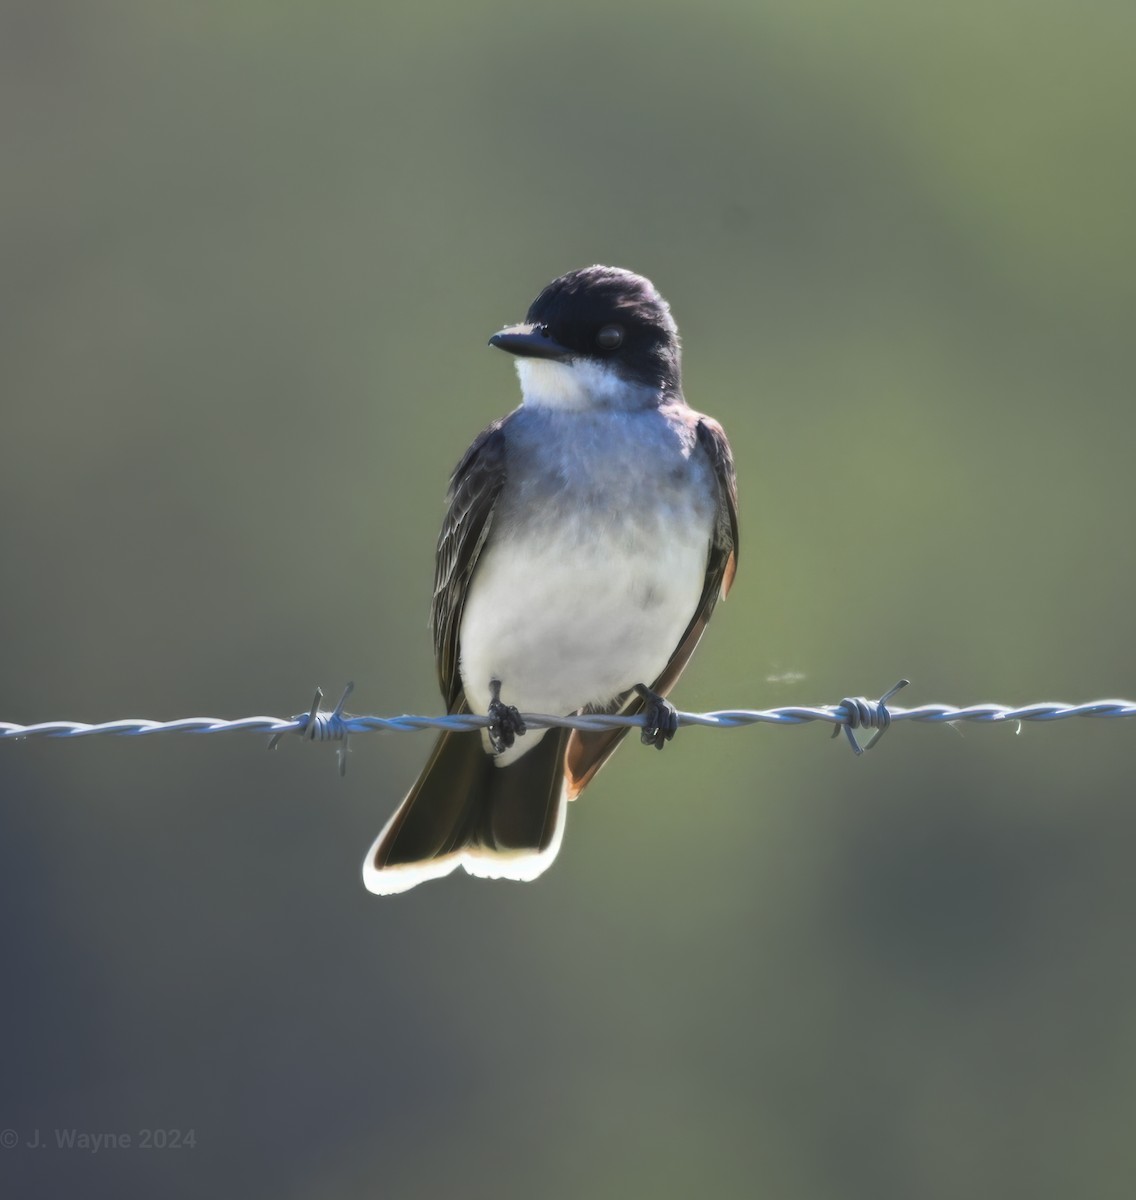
[362,265,738,894]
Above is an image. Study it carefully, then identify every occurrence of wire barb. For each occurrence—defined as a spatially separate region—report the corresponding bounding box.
[267,682,355,776]
[831,679,910,756]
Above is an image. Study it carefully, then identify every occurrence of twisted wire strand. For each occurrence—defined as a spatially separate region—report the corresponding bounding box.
[3,684,1135,751]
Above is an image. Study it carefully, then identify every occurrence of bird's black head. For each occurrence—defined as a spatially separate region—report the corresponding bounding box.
[489,265,682,396]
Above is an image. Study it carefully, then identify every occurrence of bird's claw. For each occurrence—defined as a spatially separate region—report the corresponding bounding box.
[634,684,678,750]
[487,678,526,754]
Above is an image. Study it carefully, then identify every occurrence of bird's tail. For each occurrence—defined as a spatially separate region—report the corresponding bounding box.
[362,726,570,895]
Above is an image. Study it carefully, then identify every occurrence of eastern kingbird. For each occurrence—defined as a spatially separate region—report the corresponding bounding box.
[363,265,738,894]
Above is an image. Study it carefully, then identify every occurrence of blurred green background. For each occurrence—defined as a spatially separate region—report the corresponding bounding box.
[2,1,1135,1196]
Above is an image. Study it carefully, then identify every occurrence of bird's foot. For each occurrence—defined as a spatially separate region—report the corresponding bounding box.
[487,678,527,754]
[633,684,679,750]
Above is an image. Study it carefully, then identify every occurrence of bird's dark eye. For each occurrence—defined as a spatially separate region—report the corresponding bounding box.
[595,324,624,350]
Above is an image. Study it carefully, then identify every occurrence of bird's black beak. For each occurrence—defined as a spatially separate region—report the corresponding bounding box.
[488,323,572,361]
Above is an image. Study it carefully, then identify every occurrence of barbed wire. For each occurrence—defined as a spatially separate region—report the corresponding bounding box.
[2,682,1134,775]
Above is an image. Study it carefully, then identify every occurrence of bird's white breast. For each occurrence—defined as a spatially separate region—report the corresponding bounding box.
[458,477,712,765]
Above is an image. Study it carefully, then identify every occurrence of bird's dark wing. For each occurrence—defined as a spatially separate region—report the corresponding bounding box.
[565,416,739,796]
[431,419,509,712]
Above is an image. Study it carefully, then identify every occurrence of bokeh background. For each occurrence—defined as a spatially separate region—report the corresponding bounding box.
[2,2,1134,1196]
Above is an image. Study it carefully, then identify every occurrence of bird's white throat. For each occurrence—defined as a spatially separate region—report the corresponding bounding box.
[516,357,637,411]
